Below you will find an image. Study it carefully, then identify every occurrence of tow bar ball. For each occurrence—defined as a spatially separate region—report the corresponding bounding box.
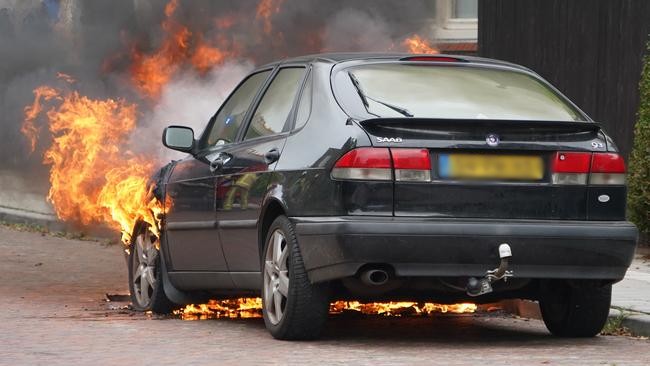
[466,243,514,297]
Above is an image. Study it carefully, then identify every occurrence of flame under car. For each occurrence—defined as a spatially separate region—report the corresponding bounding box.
[128,53,638,340]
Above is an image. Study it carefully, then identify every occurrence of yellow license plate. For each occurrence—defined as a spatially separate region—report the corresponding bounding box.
[439,154,544,180]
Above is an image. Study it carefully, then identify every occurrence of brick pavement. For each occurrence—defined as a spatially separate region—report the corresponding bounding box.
[0,226,649,366]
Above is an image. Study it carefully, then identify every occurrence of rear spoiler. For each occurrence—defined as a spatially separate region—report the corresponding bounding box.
[359,118,601,134]
[357,118,602,145]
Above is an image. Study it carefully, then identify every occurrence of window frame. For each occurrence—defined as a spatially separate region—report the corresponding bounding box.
[291,65,314,133]
[435,0,478,41]
[198,67,275,152]
[238,64,309,143]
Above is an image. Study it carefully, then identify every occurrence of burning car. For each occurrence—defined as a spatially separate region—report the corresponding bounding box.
[128,53,638,340]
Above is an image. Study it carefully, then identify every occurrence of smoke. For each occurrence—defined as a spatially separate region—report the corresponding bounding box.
[322,9,394,52]
[0,0,437,173]
[134,60,254,161]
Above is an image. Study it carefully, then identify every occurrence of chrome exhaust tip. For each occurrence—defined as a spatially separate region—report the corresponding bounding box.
[360,269,390,286]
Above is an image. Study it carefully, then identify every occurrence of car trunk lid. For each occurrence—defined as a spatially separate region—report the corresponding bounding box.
[358,118,607,220]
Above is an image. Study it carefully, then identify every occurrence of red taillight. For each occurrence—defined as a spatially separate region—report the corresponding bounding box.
[331,148,392,181]
[331,148,431,181]
[551,152,591,173]
[391,149,431,181]
[590,153,626,185]
[551,151,626,185]
[591,153,626,173]
[333,148,392,169]
[391,149,431,170]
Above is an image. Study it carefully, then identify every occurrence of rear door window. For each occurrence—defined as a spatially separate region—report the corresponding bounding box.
[244,67,306,140]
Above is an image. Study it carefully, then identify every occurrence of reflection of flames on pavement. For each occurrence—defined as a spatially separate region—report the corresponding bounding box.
[175,298,476,320]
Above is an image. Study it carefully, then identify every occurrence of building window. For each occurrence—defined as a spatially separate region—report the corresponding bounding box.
[435,0,478,42]
[452,0,478,19]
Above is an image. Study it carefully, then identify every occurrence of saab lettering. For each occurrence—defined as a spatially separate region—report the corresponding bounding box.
[376,137,403,143]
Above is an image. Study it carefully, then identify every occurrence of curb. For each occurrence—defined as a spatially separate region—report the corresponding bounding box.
[0,205,67,232]
[501,299,650,337]
[0,205,117,239]
[609,308,650,337]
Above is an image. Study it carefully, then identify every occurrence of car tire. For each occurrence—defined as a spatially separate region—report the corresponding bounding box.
[261,215,330,340]
[539,281,612,337]
[128,222,175,314]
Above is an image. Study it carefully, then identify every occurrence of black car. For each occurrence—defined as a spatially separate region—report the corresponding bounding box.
[128,53,638,340]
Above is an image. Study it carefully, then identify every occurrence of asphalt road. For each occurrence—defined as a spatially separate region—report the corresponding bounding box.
[0,225,648,365]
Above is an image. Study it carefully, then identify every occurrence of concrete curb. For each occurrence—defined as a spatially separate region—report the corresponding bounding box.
[0,205,67,232]
[501,299,650,337]
[0,205,118,239]
[609,308,650,337]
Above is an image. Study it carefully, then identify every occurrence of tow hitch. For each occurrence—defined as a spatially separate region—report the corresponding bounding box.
[466,243,514,297]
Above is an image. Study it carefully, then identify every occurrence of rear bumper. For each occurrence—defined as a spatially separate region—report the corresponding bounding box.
[291,217,638,283]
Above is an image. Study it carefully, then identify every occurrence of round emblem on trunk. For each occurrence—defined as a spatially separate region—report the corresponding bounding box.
[486,133,500,147]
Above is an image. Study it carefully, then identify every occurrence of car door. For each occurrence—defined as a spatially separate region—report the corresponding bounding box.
[213,66,308,287]
[164,70,272,283]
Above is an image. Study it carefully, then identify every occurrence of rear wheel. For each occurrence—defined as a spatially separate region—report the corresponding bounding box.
[539,281,612,337]
[262,216,330,340]
[128,223,175,314]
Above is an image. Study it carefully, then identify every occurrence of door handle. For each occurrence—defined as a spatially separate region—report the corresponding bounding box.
[209,153,231,174]
[264,148,280,164]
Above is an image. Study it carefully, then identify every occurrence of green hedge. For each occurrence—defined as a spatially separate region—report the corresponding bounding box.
[628,41,650,237]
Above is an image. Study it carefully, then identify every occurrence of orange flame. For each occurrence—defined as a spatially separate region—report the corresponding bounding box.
[129,0,234,99]
[403,35,439,54]
[175,298,477,320]
[22,86,60,153]
[191,36,228,75]
[23,86,163,244]
[256,0,284,34]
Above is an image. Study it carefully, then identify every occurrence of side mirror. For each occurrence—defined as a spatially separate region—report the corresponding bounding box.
[162,126,195,153]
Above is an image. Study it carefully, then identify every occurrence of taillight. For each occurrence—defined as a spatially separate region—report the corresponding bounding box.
[551,152,590,184]
[551,152,625,185]
[331,148,392,180]
[590,153,626,185]
[391,149,431,182]
[331,148,431,182]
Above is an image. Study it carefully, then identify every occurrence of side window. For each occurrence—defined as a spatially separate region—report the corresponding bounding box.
[244,68,305,140]
[294,70,312,130]
[205,70,271,147]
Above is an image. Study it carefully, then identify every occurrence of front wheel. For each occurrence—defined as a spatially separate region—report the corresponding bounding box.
[262,216,330,340]
[128,223,175,314]
[539,281,612,337]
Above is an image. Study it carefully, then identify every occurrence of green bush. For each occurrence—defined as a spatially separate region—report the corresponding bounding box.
[628,41,650,237]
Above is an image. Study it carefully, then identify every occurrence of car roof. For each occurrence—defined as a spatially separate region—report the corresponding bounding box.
[258,52,531,72]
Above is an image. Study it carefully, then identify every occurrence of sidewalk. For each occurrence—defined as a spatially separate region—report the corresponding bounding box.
[611,254,650,336]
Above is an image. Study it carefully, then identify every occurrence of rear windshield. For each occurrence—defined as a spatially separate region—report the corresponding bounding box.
[335,63,585,121]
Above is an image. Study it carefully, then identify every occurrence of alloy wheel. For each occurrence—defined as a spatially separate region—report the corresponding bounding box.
[132,230,159,307]
[263,229,290,325]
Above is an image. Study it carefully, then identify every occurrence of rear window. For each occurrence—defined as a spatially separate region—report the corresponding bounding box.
[335,64,584,121]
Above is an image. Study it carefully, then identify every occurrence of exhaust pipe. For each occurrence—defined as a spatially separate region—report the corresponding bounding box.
[360,269,390,286]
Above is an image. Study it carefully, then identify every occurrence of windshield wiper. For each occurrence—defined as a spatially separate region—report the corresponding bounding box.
[347,72,414,118]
